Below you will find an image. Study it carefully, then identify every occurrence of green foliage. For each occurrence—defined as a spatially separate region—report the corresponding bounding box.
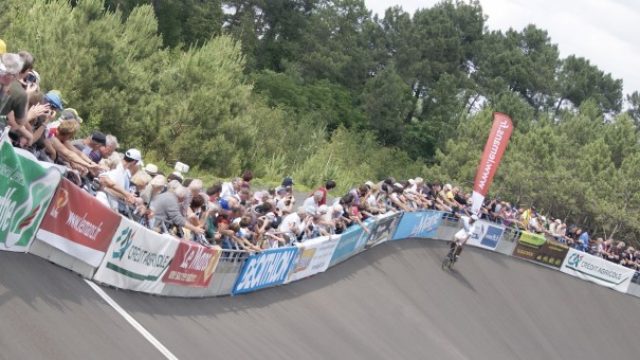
[253,70,366,130]
[104,0,223,48]
[360,65,413,146]
[556,55,623,114]
[293,126,424,193]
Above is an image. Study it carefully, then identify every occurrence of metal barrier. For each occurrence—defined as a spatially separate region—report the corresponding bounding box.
[203,249,250,297]
[433,212,461,241]
[159,248,250,297]
[494,226,521,256]
[628,274,640,299]
[29,238,97,279]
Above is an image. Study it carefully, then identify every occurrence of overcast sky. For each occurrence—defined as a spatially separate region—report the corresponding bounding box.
[365,0,640,96]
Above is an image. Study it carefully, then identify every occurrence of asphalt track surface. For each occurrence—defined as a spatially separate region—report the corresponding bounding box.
[2,240,640,360]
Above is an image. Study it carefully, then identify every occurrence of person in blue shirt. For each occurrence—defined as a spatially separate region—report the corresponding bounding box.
[578,228,590,252]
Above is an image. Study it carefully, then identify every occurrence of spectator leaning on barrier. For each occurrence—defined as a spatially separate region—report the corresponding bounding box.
[49,119,101,176]
[221,177,242,199]
[72,131,106,162]
[278,207,307,244]
[140,174,167,206]
[578,228,590,252]
[619,246,636,268]
[303,190,323,215]
[150,185,204,236]
[97,148,141,209]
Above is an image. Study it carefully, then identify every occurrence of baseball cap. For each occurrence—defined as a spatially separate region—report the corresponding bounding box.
[150,175,167,187]
[124,148,142,162]
[144,163,158,176]
[44,91,64,111]
[60,108,83,123]
[282,176,294,187]
[91,131,107,146]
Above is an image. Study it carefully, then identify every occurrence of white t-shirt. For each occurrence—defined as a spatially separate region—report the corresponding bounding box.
[99,162,129,210]
[302,196,318,213]
[278,212,303,243]
[366,194,378,208]
[220,182,236,200]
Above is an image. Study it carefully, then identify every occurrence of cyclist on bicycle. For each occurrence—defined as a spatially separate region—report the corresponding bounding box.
[450,214,479,259]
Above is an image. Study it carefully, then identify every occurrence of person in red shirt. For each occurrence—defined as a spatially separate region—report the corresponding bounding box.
[313,180,336,206]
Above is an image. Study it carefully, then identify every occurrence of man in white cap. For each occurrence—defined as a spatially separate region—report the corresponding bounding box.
[97,148,142,210]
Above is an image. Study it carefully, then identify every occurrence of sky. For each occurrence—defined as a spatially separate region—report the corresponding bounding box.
[365,0,640,96]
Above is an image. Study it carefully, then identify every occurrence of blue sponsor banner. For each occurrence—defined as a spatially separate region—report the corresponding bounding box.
[328,222,372,267]
[468,220,505,250]
[480,224,504,249]
[232,247,299,295]
[392,211,443,240]
[366,212,403,247]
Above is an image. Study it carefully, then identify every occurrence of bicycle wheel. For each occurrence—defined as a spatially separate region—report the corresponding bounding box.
[447,255,455,270]
[442,253,453,270]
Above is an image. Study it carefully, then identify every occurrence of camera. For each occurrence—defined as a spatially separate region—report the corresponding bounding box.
[25,73,37,84]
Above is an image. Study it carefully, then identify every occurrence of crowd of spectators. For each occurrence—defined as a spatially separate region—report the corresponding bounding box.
[1,43,638,272]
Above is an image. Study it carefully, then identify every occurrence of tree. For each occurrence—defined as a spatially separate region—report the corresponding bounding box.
[360,65,413,146]
[104,0,223,48]
[556,55,623,114]
[625,91,640,127]
[475,25,559,113]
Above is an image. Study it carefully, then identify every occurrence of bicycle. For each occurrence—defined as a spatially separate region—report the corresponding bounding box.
[442,241,461,270]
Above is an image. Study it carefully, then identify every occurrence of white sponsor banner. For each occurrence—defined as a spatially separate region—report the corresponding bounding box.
[286,235,340,284]
[466,220,505,250]
[560,248,635,293]
[93,218,179,294]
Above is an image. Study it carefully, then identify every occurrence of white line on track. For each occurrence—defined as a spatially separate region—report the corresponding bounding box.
[84,279,179,360]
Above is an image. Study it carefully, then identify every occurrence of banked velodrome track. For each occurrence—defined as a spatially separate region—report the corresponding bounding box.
[2,239,640,360]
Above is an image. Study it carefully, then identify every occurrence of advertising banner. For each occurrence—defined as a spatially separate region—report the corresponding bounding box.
[512,231,568,269]
[471,113,513,214]
[467,220,505,250]
[392,211,443,240]
[329,223,371,267]
[366,212,402,247]
[233,246,299,295]
[286,236,340,284]
[36,178,121,266]
[0,131,62,252]
[560,248,635,293]
[93,219,179,294]
[162,241,222,288]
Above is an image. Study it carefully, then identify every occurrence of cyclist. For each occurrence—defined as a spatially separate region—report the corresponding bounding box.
[449,214,479,260]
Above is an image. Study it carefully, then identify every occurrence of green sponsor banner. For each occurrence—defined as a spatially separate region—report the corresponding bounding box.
[513,232,569,269]
[518,231,546,247]
[0,132,62,252]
